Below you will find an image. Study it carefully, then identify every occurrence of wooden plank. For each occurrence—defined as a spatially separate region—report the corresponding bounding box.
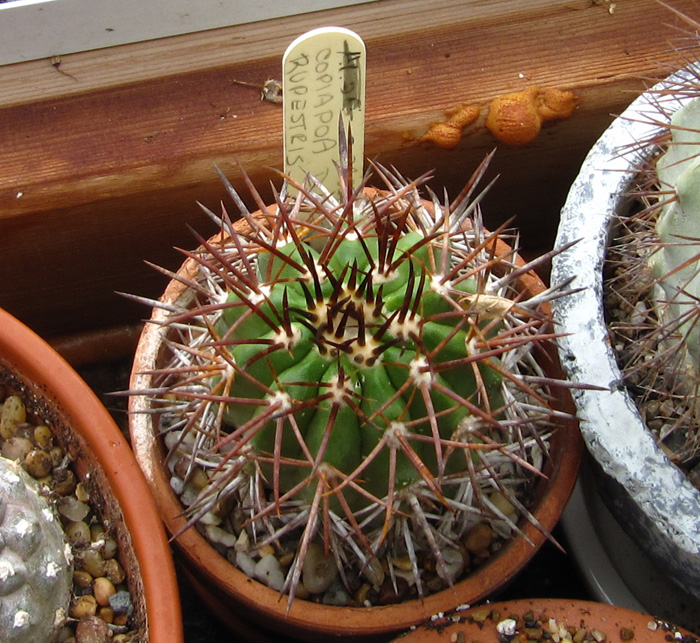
[0,0,588,108]
[0,0,697,338]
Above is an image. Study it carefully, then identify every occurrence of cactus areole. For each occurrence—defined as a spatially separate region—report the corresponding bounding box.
[140,156,571,607]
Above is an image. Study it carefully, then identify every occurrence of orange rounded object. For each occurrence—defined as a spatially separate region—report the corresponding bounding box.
[420,122,464,148]
[486,86,577,146]
[486,86,542,146]
[539,87,578,121]
[421,104,480,148]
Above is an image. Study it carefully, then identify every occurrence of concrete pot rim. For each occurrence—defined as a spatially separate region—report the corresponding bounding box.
[551,64,700,596]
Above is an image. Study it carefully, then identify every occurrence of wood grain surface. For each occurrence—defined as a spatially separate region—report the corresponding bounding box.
[1,0,697,338]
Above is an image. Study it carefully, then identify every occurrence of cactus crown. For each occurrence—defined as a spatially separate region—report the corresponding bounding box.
[606,62,700,472]
[136,150,571,608]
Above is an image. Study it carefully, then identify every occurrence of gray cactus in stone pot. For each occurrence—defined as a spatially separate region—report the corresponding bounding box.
[0,453,72,641]
[648,97,700,378]
[606,60,700,476]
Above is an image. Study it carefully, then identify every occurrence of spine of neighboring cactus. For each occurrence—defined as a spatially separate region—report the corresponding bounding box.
[138,150,572,607]
[649,96,700,376]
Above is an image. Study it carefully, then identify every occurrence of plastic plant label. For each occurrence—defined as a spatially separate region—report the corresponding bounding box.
[283,26,366,198]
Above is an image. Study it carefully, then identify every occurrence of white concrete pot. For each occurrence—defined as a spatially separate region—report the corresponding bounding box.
[552,66,700,600]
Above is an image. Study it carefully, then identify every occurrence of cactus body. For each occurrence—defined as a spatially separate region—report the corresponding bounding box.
[604,71,700,472]
[143,159,569,606]
[219,229,502,507]
[0,456,72,642]
[649,97,700,375]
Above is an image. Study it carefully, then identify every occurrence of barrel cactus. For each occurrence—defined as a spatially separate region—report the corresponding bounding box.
[0,455,72,641]
[134,151,573,608]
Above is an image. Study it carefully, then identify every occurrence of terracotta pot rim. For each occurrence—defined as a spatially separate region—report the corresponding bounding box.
[129,205,582,639]
[0,306,183,643]
[392,597,699,641]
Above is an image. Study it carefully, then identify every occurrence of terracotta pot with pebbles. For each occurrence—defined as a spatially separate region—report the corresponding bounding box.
[551,48,700,605]
[390,599,699,643]
[128,142,583,642]
[0,306,182,642]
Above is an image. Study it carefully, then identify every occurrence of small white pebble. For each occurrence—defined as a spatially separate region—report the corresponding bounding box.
[234,551,256,578]
[234,529,249,552]
[630,301,647,325]
[436,548,464,584]
[163,431,181,451]
[197,511,221,526]
[320,581,349,606]
[205,524,237,548]
[647,621,659,631]
[179,485,198,507]
[497,618,518,637]
[169,476,184,495]
[58,496,90,522]
[302,543,338,594]
[254,554,285,592]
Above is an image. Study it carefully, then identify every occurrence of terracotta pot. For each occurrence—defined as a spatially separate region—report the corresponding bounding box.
[390,598,698,642]
[551,63,700,603]
[129,200,583,642]
[0,306,183,643]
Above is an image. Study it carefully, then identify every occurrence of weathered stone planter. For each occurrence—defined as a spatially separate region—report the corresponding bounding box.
[551,64,700,601]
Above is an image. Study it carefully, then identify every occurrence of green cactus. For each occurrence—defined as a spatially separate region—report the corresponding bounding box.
[649,96,700,376]
[139,153,571,607]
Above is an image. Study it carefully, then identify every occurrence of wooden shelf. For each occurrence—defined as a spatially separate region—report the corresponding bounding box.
[1,0,697,340]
